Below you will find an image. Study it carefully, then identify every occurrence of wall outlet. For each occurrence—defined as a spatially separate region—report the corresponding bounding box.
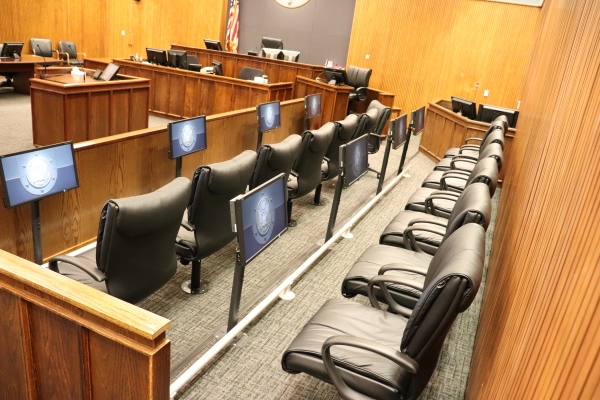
[121,30,125,36]
[484,90,489,97]
[365,54,370,60]
[475,82,480,89]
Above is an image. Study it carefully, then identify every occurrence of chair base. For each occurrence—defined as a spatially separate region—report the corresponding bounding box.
[181,280,210,294]
[368,166,381,178]
[312,201,326,206]
[288,220,298,227]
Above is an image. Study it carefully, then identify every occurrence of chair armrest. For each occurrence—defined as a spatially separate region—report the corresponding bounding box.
[78,52,86,58]
[355,87,368,101]
[440,172,469,191]
[51,50,60,59]
[450,156,477,170]
[431,190,460,198]
[321,335,418,400]
[378,263,428,276]
[443,169,470,178]
[462,137,483,145]
[48,255,107,282]
[403,225,446,253]
[290,170,299,178]
[368,132,385,139]
[424,194,458,216]
[323,156,330,163]
[59,52,70,65]
[407,218,448,228]
[367,275,421,317]
[181,220,196,231]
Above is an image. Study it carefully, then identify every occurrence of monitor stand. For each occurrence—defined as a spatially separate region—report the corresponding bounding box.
[30,201,43,265]
[398,124,414,176]
[13,52,21,60]
[227,248,245,331]
[325,173,345,242]
[175,156,182,178]
[376,135,393,195]
[256,127,263,151]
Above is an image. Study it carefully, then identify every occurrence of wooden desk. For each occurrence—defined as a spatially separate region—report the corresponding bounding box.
[294,75,352,129]
[30,67,150,146]
[420,99,515,182]
[107,59,294,119]
[170,44,324,85]
[0,55,60,94]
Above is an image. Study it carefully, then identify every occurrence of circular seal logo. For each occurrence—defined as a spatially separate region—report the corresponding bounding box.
[20,153,58,195]
[252,194,274,244]
[264,106,275,128]
[353,146,362,174]
[179,124,197,152]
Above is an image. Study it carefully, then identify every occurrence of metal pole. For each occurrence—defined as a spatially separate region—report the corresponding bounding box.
[175,157,182,178]
[398,125,414,175]
[325,175,345,242]
[227,250,245,331]
[30,201,43,265]
[376,136,393,194]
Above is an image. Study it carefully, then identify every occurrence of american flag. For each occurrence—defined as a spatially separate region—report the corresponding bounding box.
[225,0,240,53]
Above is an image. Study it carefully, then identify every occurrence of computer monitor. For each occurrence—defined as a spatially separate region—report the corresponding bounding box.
[412,106,426,135]
[168,115,207,159]
[343,134,369,188]
[204,39,223,51]
[261,37,283,50]
[281,50,300,62]
[323,67,347,86]
[262,48,282,60]
[451,96,477,120]
[0,42,24,58]
[257,101,281,133]
[211,61,223,76]
[391,114,408,150]
[146,48,167,66]
[0,142,79,208]
[232,174,287,265]
[305,93,322,119]
[100,63,120,81]
[167,50,188,69]
[478,104,520,128]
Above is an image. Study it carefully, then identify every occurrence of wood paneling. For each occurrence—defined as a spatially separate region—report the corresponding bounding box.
[294,75,352,129]
[466,1,600,398]
[0,249,170,399]
[347,0,540,119]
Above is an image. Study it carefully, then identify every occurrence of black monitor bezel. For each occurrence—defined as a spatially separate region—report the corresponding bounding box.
[451,96,477,120]
[0,141,80,209]
[391,114,408,150]
[411,106,426,135]
[323,67,348,85]
[256,100,281,133]
[211,61,223,76]
[99,63,120,81]
[477,103,519,128]
[234,173,288,266]
[167,50,187,69]
[342,134,369,188]
[0,42,24,58]
[305,93,322,119]
[204,39,223,51]
[167,115,208,160]
[146,48,168,66]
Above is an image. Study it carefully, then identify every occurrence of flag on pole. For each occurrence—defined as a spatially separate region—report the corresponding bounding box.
[225,0,240,53]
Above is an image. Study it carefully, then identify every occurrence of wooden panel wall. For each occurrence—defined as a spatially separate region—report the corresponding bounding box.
[347,0,540,117]
[466,1,600,398]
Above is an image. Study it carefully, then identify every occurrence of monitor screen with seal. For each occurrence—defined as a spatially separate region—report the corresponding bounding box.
[305,93,322,119]
[0,142,79,208]
[343,134,369,188]
[168,115,208,159]
[412,106,426,134]
[391,114,408,150]
[257,101,281,133]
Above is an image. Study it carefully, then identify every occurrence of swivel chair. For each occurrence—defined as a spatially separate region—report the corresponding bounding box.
[188,55,202,72]
[58,41,86,66]
[176,151,256,294]
[238,67,264,81]
[320,114,364,183]
[287,123,335,226]
[443,116,507,159]
[364,100,392,177]
[250,134,302,191]
[345,65,372,110]
[261,37,283,49]
[30,38,59,67]
[283,224,484,400]
[49,178,190,304]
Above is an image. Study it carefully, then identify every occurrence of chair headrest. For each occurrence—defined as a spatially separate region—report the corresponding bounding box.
[445,183,492,240]
[30,38,52,56]
[335,114,360,141]
[206,150,257,195]
[481,130,505,150]
[479,143,503,169]
[265,134,302,169]
[307,123,336,153]
[346,65,372,88]
[365,100,391,134]
[467,158,499,196]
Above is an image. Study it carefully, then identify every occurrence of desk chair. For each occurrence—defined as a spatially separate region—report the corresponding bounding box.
[176,151,256,294]
[188,55,202,72]
[261,37,283,49]
[346,65,372,109]
[250,135,302,191]
[30,38,59,66]
[58,41,86,66]
[363,100,392,177]
[49,178,190,304]
[283,224,484,400]
[238,67,264,81]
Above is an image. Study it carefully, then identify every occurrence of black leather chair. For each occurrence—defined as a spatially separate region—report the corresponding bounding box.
[49,178,190,304]
[320,114,364,182]
[435,142,503,173]
[238,67,264,81]
[283,224,484,400]
[0,44,15,85]
[261,37,283,49]
[406,157,499,219]
[188,55,202,72]
[250,135,302,191]
[345,65,372,106]
[422,155,499,192]
[363,100,392,176]
[443,116,507,159]
[30,38,59,67]
[287,123,336,225]
[58,41,85,66]
[176,151,256,294]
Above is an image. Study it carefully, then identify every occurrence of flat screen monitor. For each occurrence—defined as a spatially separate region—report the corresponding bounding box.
[411,106,425,135]
[167,50,187,69]
[478,104,519,128]
[212,61,223,76]
[391,114,408,150]
[343,134,368,188]
[262,48,282,60]
[324,67,347,86]
[261,37,283,50]
[204,39,223,51]
[305,93,322,119]
[0,142,79,208]
[146,48,167,66]
[168,115,207,159]
[257,101,281,133]
[100,63,120,81]
[0,42,24,58]
[451,96,477,120]
[281,50,300,62]
[234,174,287,265]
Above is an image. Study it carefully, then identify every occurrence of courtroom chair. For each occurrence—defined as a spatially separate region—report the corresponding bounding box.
[238,67,265,81]
[287,123,336,226]
[345,65,372,109]
[176,150,257,294]
[188,55,202,72]
[283,224,484,400]
[443,116,507,159]
[58,41,85,66]
[249,134,302,191]
[320,113,363,183]
[261,37,283,49]
[363,100,392,177]
[435,142,503,173]
[30,38,59,66]
[422,153,499,192]
[406,157,499,219]
[49,178,190,304]
[0,44,15,85]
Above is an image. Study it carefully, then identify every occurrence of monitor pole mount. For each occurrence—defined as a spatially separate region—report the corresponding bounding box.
[30,201,43,265]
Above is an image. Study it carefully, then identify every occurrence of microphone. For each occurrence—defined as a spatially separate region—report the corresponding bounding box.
[68,45,84,81]
[36,44,47,77]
